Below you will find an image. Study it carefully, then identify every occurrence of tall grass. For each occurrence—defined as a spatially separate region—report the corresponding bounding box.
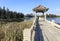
[0,20,33,41]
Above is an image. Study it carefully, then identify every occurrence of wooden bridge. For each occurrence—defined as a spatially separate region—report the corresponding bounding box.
[23,17,60,41]
[23,5,60,41]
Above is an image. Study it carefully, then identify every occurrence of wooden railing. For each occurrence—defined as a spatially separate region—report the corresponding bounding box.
[46,20,60,29]
[39,17,60,29]
[30,17,38,41]
[23,17,37,41]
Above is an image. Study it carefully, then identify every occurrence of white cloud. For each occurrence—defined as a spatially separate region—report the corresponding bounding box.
[55,9,60,11]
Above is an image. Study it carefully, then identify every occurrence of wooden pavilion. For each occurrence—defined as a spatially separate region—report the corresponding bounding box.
[33,5,49,21]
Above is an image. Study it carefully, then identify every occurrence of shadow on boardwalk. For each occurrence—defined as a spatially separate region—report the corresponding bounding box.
[34,18,44,41]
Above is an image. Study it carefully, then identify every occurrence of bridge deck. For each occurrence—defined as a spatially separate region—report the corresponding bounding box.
[39,19,60,41]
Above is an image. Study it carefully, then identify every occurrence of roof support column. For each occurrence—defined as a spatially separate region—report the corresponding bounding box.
[34,11,37,20]
[44,12,46,21]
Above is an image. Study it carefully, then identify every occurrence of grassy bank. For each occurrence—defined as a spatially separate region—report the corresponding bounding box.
[0,20,33,41]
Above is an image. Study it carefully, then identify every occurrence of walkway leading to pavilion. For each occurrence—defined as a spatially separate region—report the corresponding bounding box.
[38,18,60,41]
[23,17,60,41]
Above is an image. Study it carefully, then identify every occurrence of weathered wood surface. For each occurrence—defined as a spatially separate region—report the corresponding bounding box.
[23,18,60,41]
[39,18,60,41]
[23,29,31,41]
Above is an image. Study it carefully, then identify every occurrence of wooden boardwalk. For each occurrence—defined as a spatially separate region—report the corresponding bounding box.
[23,18,60,41]
[38,18,60,41]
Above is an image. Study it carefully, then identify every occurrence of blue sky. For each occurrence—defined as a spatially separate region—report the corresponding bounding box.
[0,0,60,15]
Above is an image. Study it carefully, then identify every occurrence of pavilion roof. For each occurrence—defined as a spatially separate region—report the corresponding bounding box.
[33,5,49,13]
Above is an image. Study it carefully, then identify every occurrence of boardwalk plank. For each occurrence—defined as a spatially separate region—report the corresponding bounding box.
[39,19,60,41]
